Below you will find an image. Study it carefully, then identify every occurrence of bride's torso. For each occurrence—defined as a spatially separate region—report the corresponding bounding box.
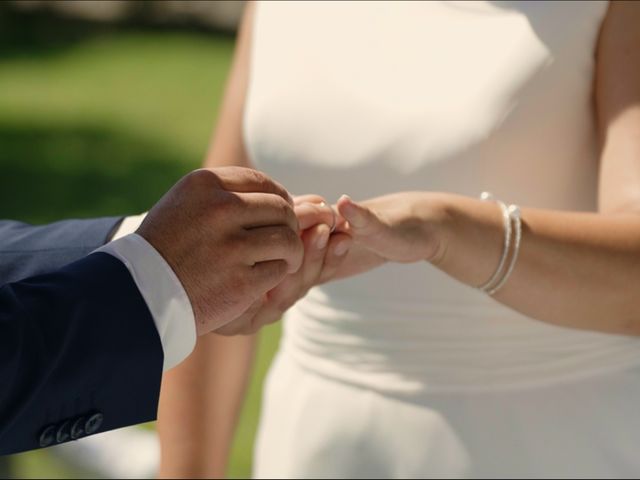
[244,0,640,394]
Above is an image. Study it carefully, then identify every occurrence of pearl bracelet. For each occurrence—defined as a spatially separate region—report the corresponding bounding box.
[478,193,522,296]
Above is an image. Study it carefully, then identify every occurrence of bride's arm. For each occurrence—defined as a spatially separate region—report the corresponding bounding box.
[336,2,640,336]
[158,3,351,475]
[157,4,259,478]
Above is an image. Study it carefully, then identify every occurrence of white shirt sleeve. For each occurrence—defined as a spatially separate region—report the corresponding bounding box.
[110,213,148,241]
[95,229,197,371]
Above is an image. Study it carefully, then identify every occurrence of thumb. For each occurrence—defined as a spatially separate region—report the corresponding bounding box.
[336,195,383,236]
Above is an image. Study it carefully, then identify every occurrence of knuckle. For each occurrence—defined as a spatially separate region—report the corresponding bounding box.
[272,195,294,219]
[228,267,252,298]
[247,263,282,294]
[281,228,303,256]
[259,226,297,251]
[267,260,289,283]
[252,170,287,199]
[226,231,250,258]
[247,270,267,292]
[244,168,263,180]
[183,168,218,190]
[267,288,289,311]
[248,169,270,189]
[211,191,242,219]
[285,204,299,228]
[275,193,289,209]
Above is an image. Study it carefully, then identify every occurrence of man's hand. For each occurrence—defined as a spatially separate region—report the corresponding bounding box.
[215,195,352,335]
[137,167,304,336]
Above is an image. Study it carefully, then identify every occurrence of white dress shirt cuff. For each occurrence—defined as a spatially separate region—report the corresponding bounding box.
[111,213,148,240]
[96,233,197,371]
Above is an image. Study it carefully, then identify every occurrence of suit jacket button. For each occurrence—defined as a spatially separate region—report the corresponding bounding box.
[70,417,86,440]
[39,425,56,448]
[55,420,71,444]
[84,412,103,435]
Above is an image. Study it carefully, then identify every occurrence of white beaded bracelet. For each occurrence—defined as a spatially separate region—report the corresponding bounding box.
[486,204,522,296]
[478,192,512,293]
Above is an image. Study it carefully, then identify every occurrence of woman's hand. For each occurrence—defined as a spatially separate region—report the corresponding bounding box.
[215,195,352,335]
[296,195,390,282]
[214,189,452,336]
[335,192,449,264]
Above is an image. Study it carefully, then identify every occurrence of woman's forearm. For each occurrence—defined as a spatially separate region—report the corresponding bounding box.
[158,334,257,478]
[402,1,640,336]
[437,194,640,335]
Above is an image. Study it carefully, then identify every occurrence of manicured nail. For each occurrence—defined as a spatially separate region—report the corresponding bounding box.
[316,228,330,249]
[340,200,365,227]
[334,241,349,256]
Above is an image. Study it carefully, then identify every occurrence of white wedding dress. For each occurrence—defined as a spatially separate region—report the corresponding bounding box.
[244,1,640,477]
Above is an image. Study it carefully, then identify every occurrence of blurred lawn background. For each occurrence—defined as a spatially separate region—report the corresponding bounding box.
[0,6,278,479]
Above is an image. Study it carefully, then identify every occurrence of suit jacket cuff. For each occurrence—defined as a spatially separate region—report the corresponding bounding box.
[96,234,196,371]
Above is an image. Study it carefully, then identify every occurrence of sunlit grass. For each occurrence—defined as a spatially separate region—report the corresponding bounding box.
[0,32,232,161]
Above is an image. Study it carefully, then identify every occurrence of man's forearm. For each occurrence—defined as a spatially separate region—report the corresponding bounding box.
[0,253,164,455]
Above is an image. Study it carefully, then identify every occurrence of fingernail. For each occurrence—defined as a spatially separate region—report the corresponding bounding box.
[334,241,349,256]
[316,228,330,249]
[341,201,364,225]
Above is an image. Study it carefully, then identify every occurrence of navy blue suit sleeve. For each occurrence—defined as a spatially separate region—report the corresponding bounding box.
[0,252,164,455]
[0,217,123,284]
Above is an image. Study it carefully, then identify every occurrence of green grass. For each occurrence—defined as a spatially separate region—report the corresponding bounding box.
[0,29,279,479]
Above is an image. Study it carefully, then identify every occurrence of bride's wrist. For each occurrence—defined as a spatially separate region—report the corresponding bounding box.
[415,192,456,266]
[424,193,510,287]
